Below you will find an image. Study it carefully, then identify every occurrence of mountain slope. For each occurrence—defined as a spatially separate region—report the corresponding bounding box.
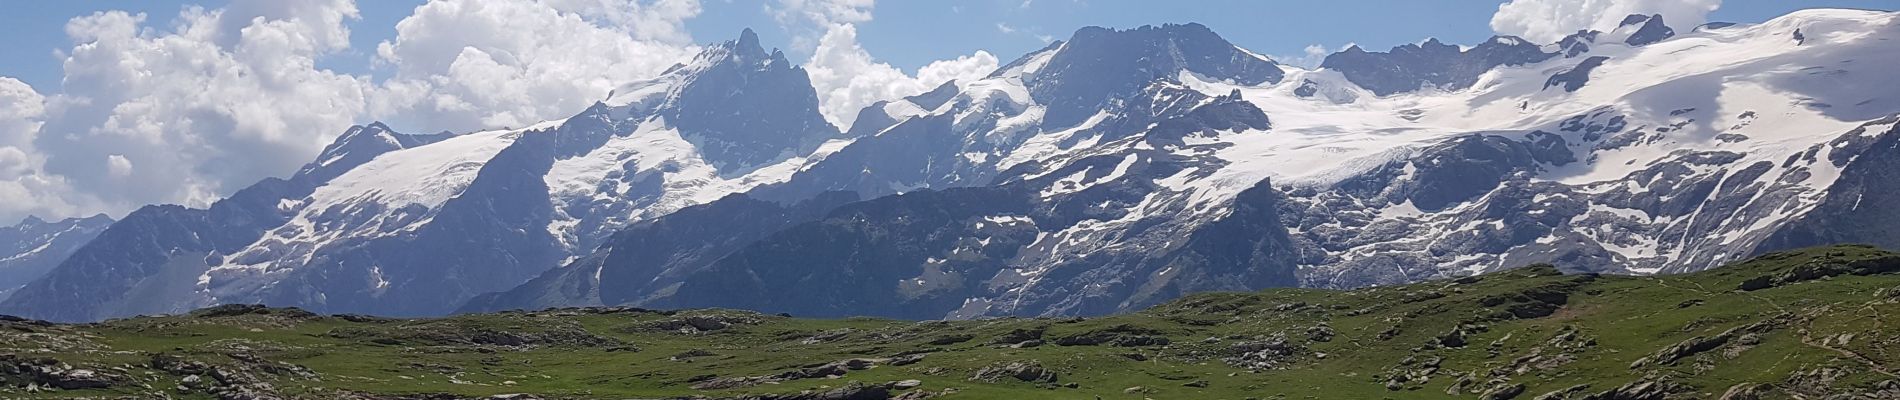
[5,245,1897,399]
[458,191,862,313]
[479,24,1306,317]
[0,215,111,302]
[476,10,1900,320]
[0,30,848,322]
[13,10,1900,323]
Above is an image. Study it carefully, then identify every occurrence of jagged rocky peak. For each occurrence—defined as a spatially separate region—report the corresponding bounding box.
[0,213,114,302]
[1556,30,1601,57]
[13,215,45,227]
[653,28,837,175]
[1026,22,1284,128]
[705,27,782,65]
[1543,14,1676,59]
[1,214,112,240]
[1615,14,1676,46]
[1321,35,1554,96]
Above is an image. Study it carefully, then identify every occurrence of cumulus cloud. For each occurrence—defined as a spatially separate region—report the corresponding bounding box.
[1491,0,1722,43]
[7,0,706,223]
[773,0,998,129]
[1273,44,1335,69]
[0,78,44,153]
[916,51,1001,89]
[2,0,997,222]
[0,77,90,223]
[804,24,997,128]
[34,0,377,214]
[769,0,873,32]
[375,0,702,132]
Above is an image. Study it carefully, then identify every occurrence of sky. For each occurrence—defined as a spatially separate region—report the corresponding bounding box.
[0,0,1894,224]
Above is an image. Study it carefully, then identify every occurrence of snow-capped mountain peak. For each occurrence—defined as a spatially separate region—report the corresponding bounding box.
[12,10,1900,324]
[1020,23,1284,129]
[0,28,850,321]
[0,214,112,302]
[294,121,457,185]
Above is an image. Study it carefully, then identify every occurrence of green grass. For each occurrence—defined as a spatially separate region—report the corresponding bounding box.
[3,245,1897,399]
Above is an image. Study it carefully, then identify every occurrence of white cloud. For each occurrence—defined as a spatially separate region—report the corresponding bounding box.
[917,51,1000,89]
[374,0,702,132]
[7,0,706,222]
[768,0,998,130]
[1491,0,1722,43]
[803,23,921,128]
[4,0,996,223]
[541,0,700,43]
[767,0,874,51]
[0,78,43,151]
[1273,44,1334,69]
[770,0,875,28]
[104,155,132,177]
[35,1,377,214]
[0,77,90,223]
[798,21,997,130]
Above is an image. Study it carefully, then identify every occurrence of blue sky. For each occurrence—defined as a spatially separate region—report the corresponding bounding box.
[4,0,1895,93]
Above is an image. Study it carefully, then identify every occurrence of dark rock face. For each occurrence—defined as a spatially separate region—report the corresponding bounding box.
[667,29,837,175]
[1557,30,1600,57]
[458,192,861,313]
[1117,179,1300,310]
[1619,14,1676,46]
[1320,36,1554,96]
[1293,80,1321,97]
[1406,135,1539,211]
[1545,56,1611,92]
[0,215,113,302]
[1755,116,1900,255]
[649,186,1036,319]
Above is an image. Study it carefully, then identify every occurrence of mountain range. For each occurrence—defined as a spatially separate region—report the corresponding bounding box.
[0,215,111,302]
[4,9,1900,323]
